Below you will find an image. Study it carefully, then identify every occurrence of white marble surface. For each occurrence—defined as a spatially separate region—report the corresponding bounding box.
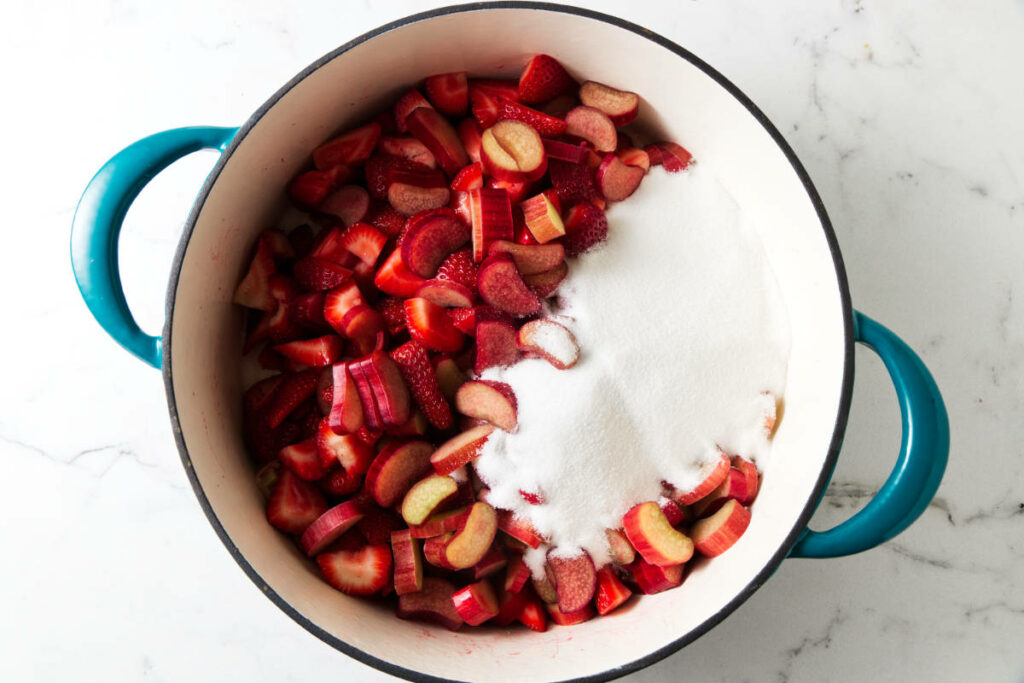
[3,0,1023,681]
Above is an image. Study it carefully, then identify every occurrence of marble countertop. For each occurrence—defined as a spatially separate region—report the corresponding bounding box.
[4,0,1022,680]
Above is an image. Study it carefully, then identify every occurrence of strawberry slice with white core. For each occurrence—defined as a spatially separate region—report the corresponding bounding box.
[449,162,483,191]
[405,107,470,177]
[494,586,530,626]
[692,499,751,557]
[542,138,588,164]
[316,419,374,474]
[396,576,464,630]
[293,257,352,292]
[404,297,465,353]
[320,185,370,225]
[390,529,424,596]
[578,81,640,127]
[430,424,494,475]
[317,544,393,596]
[496,99,568,137]
[565,105,618,152]
[622,501,695,566]
[595,566,633,615]
[445,501,498,569]
[504,554,532,594]
[374,248,427,298]
[595,153,645,202]
[457,118,483,163]
[660,497,687,526]
[520,192,566,244]
[265,470,327,535]
[548,553,597,613]
[393,88,433,133]
[605,528,636,565]
[516,318,580,369]
[300,499,366,556]
[322,281,365,335]
[477,253,543,317]
[562,202,609,257]
[617,147,651,172]
[517,54,576,104]
[278,438,325,481]
[670,452,731,506]
[377,136,438,168]
[454,380,518,431]
[629,557,684,594]
[497,510,546,549]
[436,247,479,291]
[409,506,470,539]
[452,580,500,626]
[273,335,343,368]
[338,222,387,266]
[401,208,471,278]
[732,456,760,505]
[469,187,514,262]
[487,240,564,275]
[424,71,469,116]
[233,236,278,311]
[288,166,351,208]
[546,602,595,626]
[657,142,695,172]
[401,474,459,526]
[328,362,363,434]
[364,439,435,507]
[523,261,569,299]
[415,280,475,308]
[481,120,548,182]
[312,121,382,170]
[336,306,385,353]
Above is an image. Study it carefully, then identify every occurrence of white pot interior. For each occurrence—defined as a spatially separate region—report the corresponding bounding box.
[167,7,848,682]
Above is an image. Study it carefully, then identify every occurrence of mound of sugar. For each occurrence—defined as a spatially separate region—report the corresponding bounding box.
[475,167,791,573]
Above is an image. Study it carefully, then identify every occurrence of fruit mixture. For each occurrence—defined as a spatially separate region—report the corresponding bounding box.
[235,54,775,632]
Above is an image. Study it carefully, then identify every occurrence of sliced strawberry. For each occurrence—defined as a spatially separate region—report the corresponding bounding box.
[562,202,609,257]
[264,369,319,429]
[376,136,437,169]
[374,248,428,298]
[287,223,315,258]
[358,506,405,545]
[471,78,521,100]
[313,122,381,170]
[365,154,433,201]
[393,88,434,133]
[323,281,365,335]
[320,468,362,498]
[517,591,549,632]
[447,307,477,336]
[517,54,576,104]
[317,419,374,474]
[266,469,328,534]
[494,585,530,626]
[497,99,567,137]
[317,544,392,596]
[487,177,532,205]
[390,340,453,430]
[273,335,343,368]
[233,236,278,311]
[435,247,479,292]
[378,297,408,336]
[244,375,284,416]
[364,201,407,237]
[287,164,351,208]
[469,86,502,128]
[293,257,352,292]
[404,297,465,353]
[457,118,483,164]
[338,222,387,266]
[497,510,546,549]
[277,438,325,481]
[546,602,595,626]
[424,71,469,116]
[450,162,484,191]
[548,159,598,209]
[628,558,684,594]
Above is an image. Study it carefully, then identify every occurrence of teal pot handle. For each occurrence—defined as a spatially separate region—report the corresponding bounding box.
[790,311,949,558]
[70,126,238,368]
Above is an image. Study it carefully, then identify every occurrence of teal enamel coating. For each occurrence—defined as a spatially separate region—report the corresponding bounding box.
[70,126,238,368]
[790,311,949,558]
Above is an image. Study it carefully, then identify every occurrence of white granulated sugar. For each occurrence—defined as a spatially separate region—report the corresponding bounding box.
[476,167,791,572]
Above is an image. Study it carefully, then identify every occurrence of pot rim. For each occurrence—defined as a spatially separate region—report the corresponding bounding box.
[162,3,855,681]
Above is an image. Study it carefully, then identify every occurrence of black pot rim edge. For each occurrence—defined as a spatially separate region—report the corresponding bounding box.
[162,3,855,682]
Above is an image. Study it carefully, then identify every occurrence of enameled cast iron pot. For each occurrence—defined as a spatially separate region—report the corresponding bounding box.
[70,4,950,682]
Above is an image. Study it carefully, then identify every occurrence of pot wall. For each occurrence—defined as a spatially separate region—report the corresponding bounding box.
[166,7,848,681]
